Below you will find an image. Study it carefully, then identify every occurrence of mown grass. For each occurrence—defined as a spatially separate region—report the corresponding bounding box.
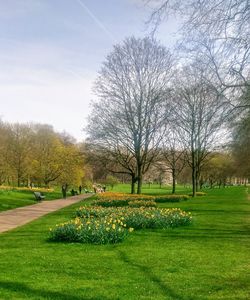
[0,183,186,212]
[0,189,64,212]
[0,186,249,299]
[111,183,192,195]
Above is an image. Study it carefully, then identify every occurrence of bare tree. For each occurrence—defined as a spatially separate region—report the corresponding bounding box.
[87,36,173,194]
[170,65,231,196]
[231,87,250,179]
[146,0,250,108]
[84,143,138,193]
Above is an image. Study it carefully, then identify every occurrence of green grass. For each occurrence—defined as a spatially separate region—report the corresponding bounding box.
[0,189,64,212]
[111,183,192,195]
[0,183,189,212]
[0,186,250,299]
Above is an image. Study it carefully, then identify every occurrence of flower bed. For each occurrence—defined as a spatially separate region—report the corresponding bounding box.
[154,195,189,203]
[93,192,189,206]
[97,192,154,201]
[49,216,132,244]
[50,203,192,245]
[0,185,53,192]
[75,206,192,229]
[92,198,129,207]
[128,200,157,208]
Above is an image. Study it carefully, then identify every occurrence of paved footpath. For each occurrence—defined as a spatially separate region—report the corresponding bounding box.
[0,194,93,234]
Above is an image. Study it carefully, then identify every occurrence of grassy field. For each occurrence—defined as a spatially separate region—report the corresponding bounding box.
[110,183,192,195]
[0,186,249,299]
[0,183,187,213]
[0,188,67,212]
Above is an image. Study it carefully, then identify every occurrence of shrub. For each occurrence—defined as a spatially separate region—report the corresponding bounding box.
[75,206,192,230]
[128,200,157,208]
[94,193,189,207]
[120,207,192,229]
[49,217,133,244]
[0,185,53,193]
[154,195,189,203]
[52,206,192,244]
[97,192,154,201]
[75,206,111,218]
[92,198,129,207]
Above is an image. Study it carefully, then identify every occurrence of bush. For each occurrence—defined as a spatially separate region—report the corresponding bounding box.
[94,193,190,207]
[75,206,109,218]
[92,198,129,207]
[120,207,192,229]
[49,217,133,244]
[75,206,192,230]
[52,206,192,244]
[154,195,189,203]
[128,200,157,208]
[97,192,154,201]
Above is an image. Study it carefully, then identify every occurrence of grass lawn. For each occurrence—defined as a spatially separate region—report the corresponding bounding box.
[0,189,66,212]
[110,183,192,195]
[0,186,249,299]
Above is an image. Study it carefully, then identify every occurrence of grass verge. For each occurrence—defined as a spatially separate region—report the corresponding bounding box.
[0,187,249,299]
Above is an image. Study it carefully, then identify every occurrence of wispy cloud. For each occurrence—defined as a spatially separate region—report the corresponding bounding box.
[75,0,117,43]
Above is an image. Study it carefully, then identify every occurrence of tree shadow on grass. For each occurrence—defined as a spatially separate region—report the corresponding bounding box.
[117,250,196,300]
[141,227,250,242]
[0,281,110,300]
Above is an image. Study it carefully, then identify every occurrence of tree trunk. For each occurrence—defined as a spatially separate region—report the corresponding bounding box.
[137,166,142,194]
[192,167,196,197]
[172,168,176,194]
[17,173,21,187]
[199,176,204,190]
[195,168,200,192]
[137,176,142,194]
[131,174,136,194]
[191,150,196,197]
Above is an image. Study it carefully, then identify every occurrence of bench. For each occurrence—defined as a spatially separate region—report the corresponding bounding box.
[34,192,45,201]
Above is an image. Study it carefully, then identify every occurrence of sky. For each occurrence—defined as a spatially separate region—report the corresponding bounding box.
[0,0,179,141]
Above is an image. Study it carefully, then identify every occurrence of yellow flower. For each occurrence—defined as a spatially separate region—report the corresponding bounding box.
[112,224,116,230]
[129,228,134,232]
[106,227,110,231]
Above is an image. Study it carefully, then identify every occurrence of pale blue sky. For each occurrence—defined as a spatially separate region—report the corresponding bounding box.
[0,0,179,141]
